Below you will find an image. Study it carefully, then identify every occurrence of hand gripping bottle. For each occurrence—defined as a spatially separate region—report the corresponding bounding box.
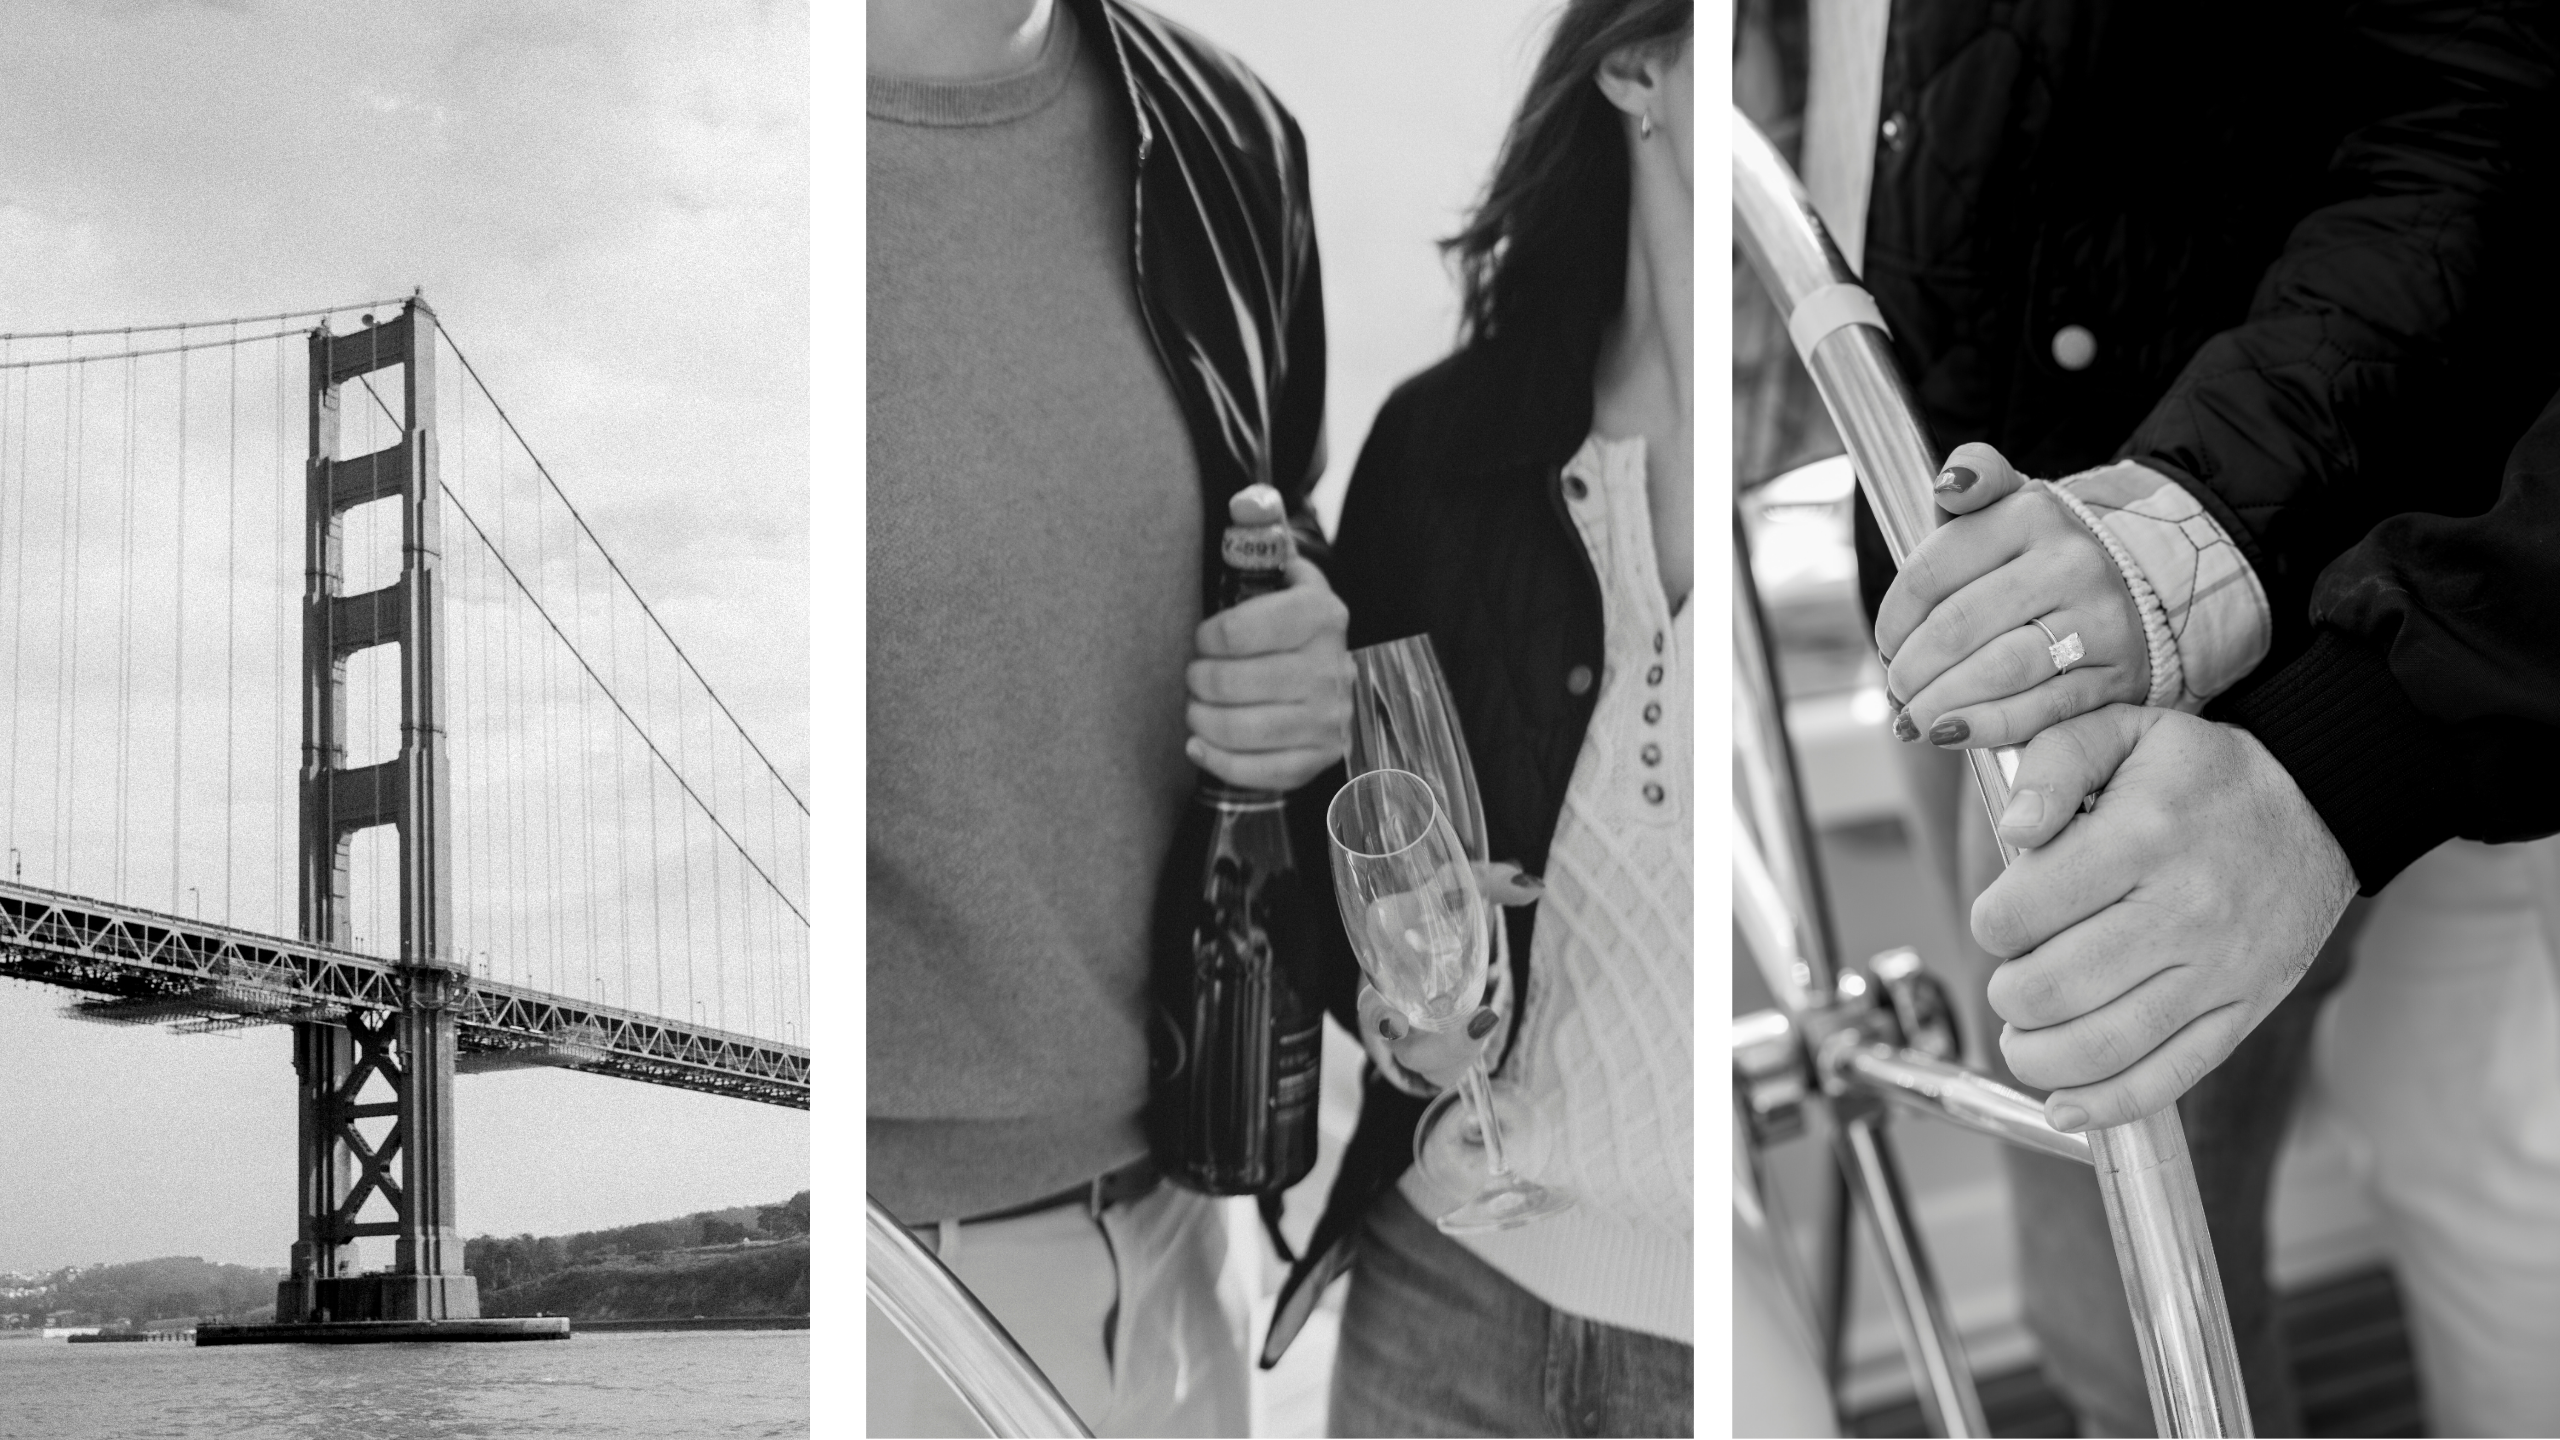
[1146,485,1321,1195]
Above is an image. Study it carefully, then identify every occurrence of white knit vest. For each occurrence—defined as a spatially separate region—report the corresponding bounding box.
[1400,434,1694,1342]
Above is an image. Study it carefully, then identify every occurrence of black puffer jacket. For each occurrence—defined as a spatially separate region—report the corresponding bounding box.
[1263,335,1610,1365]
[1851,0,2560,886]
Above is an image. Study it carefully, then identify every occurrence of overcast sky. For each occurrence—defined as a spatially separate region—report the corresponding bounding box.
[0,0,807,1276]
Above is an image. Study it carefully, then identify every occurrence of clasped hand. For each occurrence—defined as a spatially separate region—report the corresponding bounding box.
[1884,443,2356,1131]
[1874,443,2149,747]
[1973,706,2355,1131]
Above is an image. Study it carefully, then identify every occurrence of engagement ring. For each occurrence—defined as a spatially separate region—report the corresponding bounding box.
[2032,616,2084,672]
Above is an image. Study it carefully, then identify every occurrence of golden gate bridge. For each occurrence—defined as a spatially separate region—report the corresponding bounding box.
[0,293,806,1338]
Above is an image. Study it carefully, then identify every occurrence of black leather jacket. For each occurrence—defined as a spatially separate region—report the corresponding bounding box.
[1077,0,1329,568]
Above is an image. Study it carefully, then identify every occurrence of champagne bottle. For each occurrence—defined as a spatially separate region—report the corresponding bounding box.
[1146,485,1322,1196]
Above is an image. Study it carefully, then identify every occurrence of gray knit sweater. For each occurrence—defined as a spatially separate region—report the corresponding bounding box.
[866,4,1203,1224]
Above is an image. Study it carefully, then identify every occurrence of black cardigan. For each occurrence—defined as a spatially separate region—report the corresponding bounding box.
[1266,335,1617,1364]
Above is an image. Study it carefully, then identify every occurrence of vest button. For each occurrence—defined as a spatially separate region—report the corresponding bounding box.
[1565,475,1589,501]
[1642,702,1661,723]
[1641,743,1662,766]
[2052,324,2098,371]
[1642,782,1665,805]
[1653,630,1665,653]
[1880,111,1910,153]
[1645,664,1663,686]
[1565,665,1594,696]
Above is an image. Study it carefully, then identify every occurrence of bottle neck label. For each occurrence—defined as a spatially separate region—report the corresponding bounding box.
[1220,523,1292,573]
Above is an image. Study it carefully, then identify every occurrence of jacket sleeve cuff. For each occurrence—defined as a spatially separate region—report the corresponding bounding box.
[2211,627,2461,894]
[2050,460,2270,710]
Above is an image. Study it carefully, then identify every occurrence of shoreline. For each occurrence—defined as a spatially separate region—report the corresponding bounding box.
[566,1316,808,1333]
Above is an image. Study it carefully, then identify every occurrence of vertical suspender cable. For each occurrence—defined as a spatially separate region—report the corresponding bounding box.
[225,323,238,922]
[643,610,664,1016]
[1,343,12,870]
[117,351,137,899]
[574,527,600,1001]
[172,329,188,910]
[274,332,288,934]
[57,355,87,889]
[7,348,26,873]
[536,487,565,994]
[500,433,529,984]
[706,664,725,1030]
[676,673,696,1026]
[610,554,634,1014]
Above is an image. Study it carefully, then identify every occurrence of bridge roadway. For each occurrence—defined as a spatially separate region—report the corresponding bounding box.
[0,879,807,1108]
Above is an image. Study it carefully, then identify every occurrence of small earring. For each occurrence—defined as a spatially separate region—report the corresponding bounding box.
[1639,113,1655,141]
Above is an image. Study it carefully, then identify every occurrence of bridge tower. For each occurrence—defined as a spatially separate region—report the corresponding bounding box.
[276,296,479,1325]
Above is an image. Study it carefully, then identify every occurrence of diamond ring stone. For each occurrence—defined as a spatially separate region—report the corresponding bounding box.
[2033,617,2084,672]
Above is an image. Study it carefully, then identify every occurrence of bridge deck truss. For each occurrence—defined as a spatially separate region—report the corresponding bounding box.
[0,881,806,1109]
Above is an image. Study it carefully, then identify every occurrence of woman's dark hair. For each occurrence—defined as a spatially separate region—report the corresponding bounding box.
[1447,0,1691,361]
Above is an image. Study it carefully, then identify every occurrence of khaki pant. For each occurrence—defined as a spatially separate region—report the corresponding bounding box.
[865,1182,1249,1438]
[2314,836,2560,1438]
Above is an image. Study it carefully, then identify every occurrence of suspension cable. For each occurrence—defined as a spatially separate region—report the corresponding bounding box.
[342,371,804,923]
[435,328,807,815]
[0,325,311,371]
[436,482,806,926]
[0,297,411,344]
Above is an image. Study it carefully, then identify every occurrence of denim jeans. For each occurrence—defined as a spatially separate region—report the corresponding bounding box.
[1328,1190,1692,1437]
[2002,908,2363,1438]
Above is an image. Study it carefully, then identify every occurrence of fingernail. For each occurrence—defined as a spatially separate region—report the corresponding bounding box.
[1934,465,1978,494]
[2049,1104,2087,1133]
[1999,790,2043,829]
[1378,1014,1402,1040]
[1891,708,1919,742]
[1929,716,1970,746]
[1884,685,1904,709]
[1184,737,1207,765]
[1465,1008,1499,1040]
[1514,872,1543,892]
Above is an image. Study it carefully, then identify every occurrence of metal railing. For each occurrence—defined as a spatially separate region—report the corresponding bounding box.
[866,1194,1093,1438]
[1732,107,2253,1438]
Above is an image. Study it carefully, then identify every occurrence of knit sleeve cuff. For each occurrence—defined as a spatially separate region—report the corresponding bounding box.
[2212,627,2462,895]
[2050,461,2270,710]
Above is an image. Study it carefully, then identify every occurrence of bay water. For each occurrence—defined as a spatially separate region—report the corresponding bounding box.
[0,1329,807,1439]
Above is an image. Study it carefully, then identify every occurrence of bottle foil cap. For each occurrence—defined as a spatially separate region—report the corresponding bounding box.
[1221,484,1293,571]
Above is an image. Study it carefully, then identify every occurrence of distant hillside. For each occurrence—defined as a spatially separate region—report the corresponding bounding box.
[1,1192,810,1331]
[3,1256,281,1329]
[479,1239,806,1321]
[465,1191,808,1321]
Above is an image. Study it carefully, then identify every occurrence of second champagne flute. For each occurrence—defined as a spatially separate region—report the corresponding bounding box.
[1327,767,1570,1233]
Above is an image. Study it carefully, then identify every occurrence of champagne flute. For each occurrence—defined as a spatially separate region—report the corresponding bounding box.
[1348,637,1568,1228]
[1348,636,1488,860]
[1327,768,1570,1233]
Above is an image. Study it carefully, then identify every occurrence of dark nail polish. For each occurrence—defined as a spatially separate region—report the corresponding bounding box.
[1892,708,1919,742]
[1515,872,1544,891]
[1884,685,1904,709]
[1934,465,1978,494]
[1465,1008,1499,1040]
[1930,716,1970,745]
[1378,1016,1397,1040]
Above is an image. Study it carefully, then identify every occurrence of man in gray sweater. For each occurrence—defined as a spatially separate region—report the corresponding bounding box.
[867,1,1342,1434]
